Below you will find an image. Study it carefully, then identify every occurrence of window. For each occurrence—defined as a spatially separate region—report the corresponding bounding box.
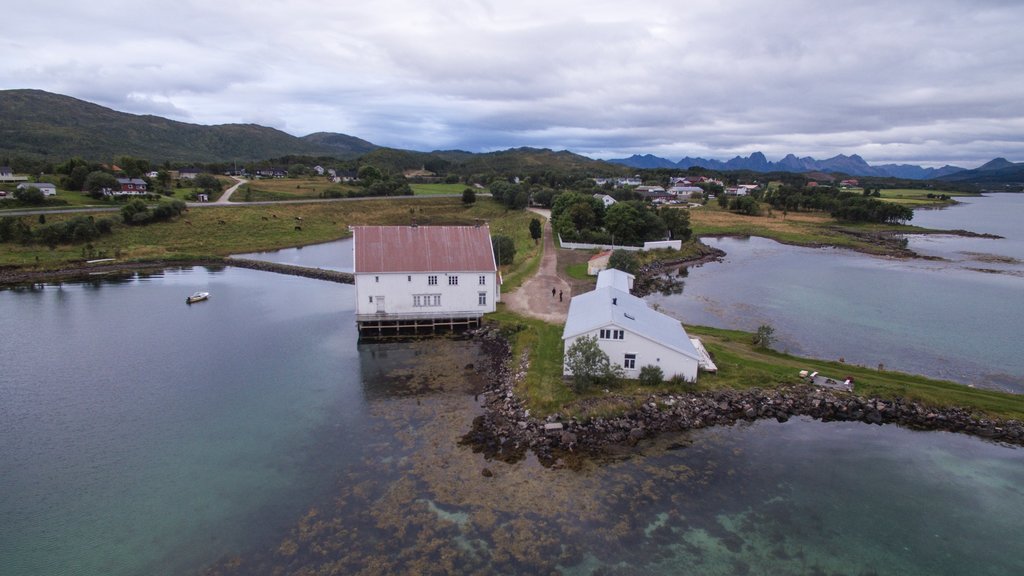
[479,275,486,285]
[613,330,624,340]
[375,276,379,283]
[408,275,412,282]
[413,294,442,307]
[600,329,624,340]
[478,292,487,306]
[624,354,636,370]
[449,275,459,286]
[600,329,611,339]
[428,275,438,286]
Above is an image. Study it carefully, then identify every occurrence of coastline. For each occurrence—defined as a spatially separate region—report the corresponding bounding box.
[0,257,354,287]
[464,326,1024,466]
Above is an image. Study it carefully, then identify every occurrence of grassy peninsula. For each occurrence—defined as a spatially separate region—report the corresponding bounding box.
[488,312,1024,422]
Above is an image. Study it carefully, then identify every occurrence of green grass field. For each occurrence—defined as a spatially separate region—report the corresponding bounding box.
[876,188,979,207]
[238,177,356,201]
[0,197,541,275]
[410,183,482,196]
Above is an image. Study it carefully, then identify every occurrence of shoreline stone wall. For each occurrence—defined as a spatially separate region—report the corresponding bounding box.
[465,327,1024,465]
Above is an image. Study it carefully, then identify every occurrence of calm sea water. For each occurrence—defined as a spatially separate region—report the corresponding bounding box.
[236,238,353,272]
[2,227,1023,574]
[1,268,364,575]
[649,193,1024,392]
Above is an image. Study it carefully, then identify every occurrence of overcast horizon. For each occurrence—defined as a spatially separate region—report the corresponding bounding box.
[3,1,1022,169]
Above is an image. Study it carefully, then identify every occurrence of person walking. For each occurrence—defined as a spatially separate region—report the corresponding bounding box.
[551,287,556,298]
[559,290,563,302]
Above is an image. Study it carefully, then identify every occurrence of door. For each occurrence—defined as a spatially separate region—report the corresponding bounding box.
[375,296,385,313]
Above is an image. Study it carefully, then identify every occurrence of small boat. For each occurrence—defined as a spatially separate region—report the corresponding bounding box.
[186,291,210,304]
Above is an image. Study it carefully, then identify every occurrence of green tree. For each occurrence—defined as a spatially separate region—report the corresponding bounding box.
[491,235,516,265]
[604,202,645,245]
[753,324,775,349]
[84,171,119,198]
[193,174,222,196]
[564,335,612,392]
[64,165,91,191]
[659,206,692,241]
[529,217,542,244]
[462,187,476,205]
[607,250,640,275]
[155,170,172,194]
[357,165,383,183]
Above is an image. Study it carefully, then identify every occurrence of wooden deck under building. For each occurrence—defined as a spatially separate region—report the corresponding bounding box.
[356,312,484,339]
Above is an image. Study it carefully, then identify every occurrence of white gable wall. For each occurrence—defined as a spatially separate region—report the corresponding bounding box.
[354,271,498,317]
[563,326,699,382]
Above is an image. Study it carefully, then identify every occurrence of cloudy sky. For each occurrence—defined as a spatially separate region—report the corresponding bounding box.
[3,0,1022,167]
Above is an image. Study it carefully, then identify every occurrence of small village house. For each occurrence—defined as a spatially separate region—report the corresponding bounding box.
[562,269,702,381]
[16,182,57,196]
[110,178,148,195]
[352,225,500,335]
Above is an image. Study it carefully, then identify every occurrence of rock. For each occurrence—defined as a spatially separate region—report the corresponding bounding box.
[481,468,493,477]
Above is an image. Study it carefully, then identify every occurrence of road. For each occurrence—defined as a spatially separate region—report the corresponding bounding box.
[215,176,248,203]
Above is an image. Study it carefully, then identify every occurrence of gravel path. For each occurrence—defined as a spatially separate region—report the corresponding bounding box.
[500,215,571,324]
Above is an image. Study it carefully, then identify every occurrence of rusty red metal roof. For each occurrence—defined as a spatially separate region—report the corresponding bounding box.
[352,225,497,273]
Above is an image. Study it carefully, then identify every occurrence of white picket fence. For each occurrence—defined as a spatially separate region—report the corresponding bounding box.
[558,236,681,252]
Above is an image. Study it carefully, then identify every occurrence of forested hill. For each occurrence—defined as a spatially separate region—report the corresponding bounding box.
[0,89,377,163]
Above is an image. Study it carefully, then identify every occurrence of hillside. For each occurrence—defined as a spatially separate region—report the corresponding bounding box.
[0,89,377,163]
[936,158,1024,185]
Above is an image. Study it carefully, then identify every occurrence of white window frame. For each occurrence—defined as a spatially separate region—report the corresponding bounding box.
[428,275,438,286]
[449,275,459,286]
[624,353,636,369]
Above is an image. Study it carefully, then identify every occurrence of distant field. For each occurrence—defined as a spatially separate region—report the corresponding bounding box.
[410,183,481,196]
[689,203,930,255]
[239,177,356,202]
[877,188,979,207]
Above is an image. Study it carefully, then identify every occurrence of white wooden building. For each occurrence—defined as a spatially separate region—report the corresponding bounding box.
[562,269,701,381]
[352,225,500,335]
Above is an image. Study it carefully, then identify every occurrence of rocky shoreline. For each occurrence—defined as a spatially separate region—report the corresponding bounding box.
[464,327,1024,466]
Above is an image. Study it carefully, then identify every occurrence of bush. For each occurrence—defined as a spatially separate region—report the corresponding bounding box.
[13,186,46,205]
[121,198,186,226]
[462,188,476,204]
[638,365,664,387]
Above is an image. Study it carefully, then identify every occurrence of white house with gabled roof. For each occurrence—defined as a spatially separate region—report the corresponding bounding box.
[562,268,701,381]
[352,224,500,334]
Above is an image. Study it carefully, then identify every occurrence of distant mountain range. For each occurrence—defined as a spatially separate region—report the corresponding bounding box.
[1,89,1021,186]
[606,151,968,180]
